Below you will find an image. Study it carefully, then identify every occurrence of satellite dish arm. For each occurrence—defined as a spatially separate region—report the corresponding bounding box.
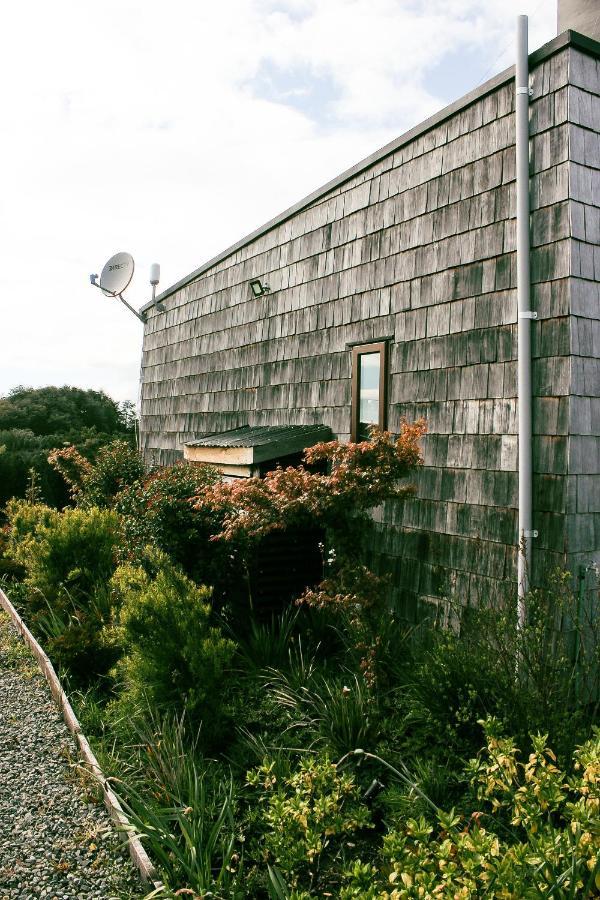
[88,277,147,323]
[117,293,147,323]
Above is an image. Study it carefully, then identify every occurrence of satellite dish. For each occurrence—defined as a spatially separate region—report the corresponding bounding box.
[100,251,134,297]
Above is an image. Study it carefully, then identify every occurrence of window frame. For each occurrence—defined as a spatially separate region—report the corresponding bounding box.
[351,340,389,442]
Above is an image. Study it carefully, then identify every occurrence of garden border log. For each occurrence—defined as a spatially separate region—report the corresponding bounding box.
[0,586,162,892]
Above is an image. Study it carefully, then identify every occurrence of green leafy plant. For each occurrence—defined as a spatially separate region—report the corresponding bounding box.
[338,722,600,899]
[3,497,59,565]
[14,505,120,607]
[404,572,600,764]
[114,462,231,590]
[247,753,373,894]
[3,501,121,678]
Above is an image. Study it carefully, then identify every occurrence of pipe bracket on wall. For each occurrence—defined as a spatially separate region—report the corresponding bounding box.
[519,311,538,319]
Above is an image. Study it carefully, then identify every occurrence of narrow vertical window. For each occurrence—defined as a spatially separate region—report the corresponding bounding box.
[351,341,388,441]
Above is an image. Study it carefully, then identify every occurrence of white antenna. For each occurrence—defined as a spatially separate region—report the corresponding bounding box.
[150,263,165,311]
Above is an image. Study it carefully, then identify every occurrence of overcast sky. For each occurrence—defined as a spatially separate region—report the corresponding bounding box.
[1,0,556,406]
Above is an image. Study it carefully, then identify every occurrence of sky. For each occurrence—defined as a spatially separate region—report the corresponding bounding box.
[1,0,557,406]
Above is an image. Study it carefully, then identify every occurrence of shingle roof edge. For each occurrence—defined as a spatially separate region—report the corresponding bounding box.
[142,29,600,313]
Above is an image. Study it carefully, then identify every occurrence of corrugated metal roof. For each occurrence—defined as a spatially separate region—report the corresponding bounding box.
[186,424,332,449]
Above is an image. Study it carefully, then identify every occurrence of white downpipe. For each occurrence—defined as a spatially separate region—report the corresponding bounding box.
[516,14,535,629]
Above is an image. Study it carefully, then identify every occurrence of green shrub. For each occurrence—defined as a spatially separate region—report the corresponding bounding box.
[18,505,120,607]
[109,552,236,744]
[403,573,600,765]
[2,498,56,583]
[247,753,373,893]
[338,721,600,899]
[3,502,121,680]
[3,497,59,569]
[78,440,145,508]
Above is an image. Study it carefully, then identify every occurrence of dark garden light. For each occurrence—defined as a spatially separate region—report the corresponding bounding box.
[249,279,270,298]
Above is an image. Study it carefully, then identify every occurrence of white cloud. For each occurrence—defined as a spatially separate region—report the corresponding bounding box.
[1,0,556,403]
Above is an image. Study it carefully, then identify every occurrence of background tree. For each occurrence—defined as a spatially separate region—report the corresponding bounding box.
[0,385,137,510]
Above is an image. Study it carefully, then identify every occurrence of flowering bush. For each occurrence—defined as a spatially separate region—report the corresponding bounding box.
[114,462,225,582]
[193,424,425,551]
[49,440,144,508]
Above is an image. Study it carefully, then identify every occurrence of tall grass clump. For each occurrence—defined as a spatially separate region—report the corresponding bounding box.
[112,713,244,898]
[264,661,379,757]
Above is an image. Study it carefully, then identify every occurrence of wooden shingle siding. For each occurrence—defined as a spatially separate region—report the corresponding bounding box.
[564,48,600,586]
[140,36,600,614]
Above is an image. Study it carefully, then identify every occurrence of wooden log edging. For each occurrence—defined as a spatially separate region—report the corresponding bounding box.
[0,587,163,892]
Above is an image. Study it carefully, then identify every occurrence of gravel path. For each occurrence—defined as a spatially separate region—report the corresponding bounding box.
[0,612,145,900]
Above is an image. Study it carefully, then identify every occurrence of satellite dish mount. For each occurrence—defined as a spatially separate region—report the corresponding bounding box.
[89,252,163,323]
